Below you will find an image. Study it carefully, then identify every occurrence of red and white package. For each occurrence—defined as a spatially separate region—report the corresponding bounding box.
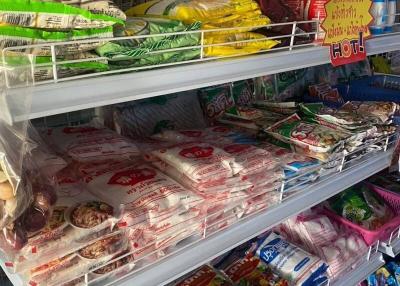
[303,0,328,40]
[222,143,279,175]
[82,161,204,228]
[43,126,140,162]
[150,142,240,182]
[153,160,252,195]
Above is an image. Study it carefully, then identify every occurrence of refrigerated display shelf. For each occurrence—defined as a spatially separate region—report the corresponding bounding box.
[380,235,400,258]
[4,33,400,123]
[109,149,393,286]
[331,252,385,286]
[0,147,392,286]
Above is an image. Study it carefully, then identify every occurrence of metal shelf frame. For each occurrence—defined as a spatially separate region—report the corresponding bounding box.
[331,252,385,286]
[107,150,393,286]
[4,34,400,123]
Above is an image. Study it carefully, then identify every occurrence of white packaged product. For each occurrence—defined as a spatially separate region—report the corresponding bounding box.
[43,126,140,162]
[256,232,329,286]
[150,142,241,182]
[82,161,205,227]
[222,143,279,175]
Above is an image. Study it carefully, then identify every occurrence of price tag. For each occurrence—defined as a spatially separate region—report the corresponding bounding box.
[321,0,373,66]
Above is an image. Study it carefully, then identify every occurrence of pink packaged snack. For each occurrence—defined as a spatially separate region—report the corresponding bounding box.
[81,161,204,228]
[150,142,240,182]
[43,126,140,162]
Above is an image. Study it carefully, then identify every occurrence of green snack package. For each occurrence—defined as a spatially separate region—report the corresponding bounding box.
[329,186,373,224]
[0,0,123,29]
[47,0,127,21]
[199,84,238,122]
[0,25,113,56]
[96,17,201,63]
[232,80,253,106]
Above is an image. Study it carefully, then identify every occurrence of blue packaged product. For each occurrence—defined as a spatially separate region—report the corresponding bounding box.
[255,233,328,286]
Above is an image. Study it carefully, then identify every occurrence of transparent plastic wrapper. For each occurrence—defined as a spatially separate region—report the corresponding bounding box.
[80,160,205,229]
[152,126,256,145]
[26,232,129,286]
[42,125,141,163]
[169,265,232,286]
[111,91,206,138]
[149,141,241,182]
[1,179,121,274]
[0,51,34,230]
[255,232,329,285]
[277,210,369,280]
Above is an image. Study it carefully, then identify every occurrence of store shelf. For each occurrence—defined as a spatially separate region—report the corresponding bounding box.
[379,235,400,258]
[0,255,23,286]
[108,150,393,286]
[331,253,385,286]
[5,33,400,123]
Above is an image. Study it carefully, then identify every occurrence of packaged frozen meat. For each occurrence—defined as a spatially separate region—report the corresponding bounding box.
[111,91,206,138]
[265,113,350,160]
[81,160,204,228]
[0,25,114,56]
[0,0,123,29]
[149,142,240,182]
[42,126,140,163]
[255,232,329,286]
[341,102,398,125]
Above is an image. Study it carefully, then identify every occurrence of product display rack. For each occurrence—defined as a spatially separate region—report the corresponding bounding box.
[331,252,385,286]
[1,15,400,286]
[3,33,400,124]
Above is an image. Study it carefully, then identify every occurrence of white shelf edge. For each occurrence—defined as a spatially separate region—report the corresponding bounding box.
[108,150,392,286]
[331,253,384,286]
[379,236,400,258]
[5,33,400,123]
[0,256,23,286]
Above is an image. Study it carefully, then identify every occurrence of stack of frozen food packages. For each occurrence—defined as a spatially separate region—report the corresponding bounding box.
[0,80,396,285]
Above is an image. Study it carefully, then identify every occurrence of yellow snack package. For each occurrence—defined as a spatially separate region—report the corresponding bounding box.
[205,32,279,57]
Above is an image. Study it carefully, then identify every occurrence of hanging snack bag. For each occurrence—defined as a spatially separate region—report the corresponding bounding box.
[0,0,123,29]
